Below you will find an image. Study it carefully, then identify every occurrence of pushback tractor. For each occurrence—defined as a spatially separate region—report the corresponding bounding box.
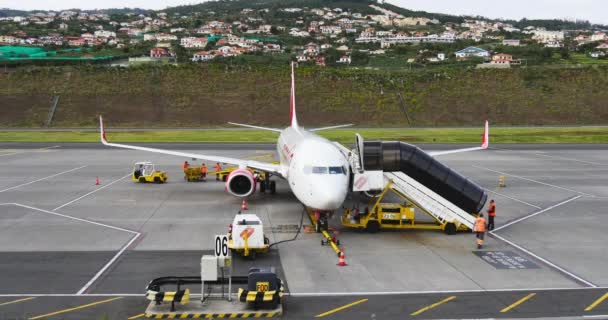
[132,161,167,183]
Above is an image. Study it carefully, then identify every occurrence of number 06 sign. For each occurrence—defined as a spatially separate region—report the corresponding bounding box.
[215,235,229,257]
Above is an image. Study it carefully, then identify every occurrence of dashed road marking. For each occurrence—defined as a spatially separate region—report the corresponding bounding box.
[28,297,122,319]
[315,298,368,318]
[586,292,608,311]
[410,296,456,316]
[0,297,35,306]
[500,293,536,313]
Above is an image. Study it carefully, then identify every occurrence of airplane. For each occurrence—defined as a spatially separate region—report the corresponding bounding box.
[99,62,489,216]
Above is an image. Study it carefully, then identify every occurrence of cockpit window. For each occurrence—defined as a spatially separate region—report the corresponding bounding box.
[329,166,345,174]
[304,166,346,175]
[312,166,328,174]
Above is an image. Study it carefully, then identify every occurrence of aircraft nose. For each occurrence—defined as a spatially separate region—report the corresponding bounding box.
[313,181,348,210]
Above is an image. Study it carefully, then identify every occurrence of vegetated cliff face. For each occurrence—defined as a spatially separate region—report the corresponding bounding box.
[1,65,607,127]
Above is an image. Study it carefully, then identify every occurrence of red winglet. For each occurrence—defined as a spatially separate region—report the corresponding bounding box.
[99,116,108,144]
[481,120,489,149]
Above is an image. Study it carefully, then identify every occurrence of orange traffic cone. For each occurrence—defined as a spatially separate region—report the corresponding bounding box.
[241,199,248,211]
[337,249,347,267]
[95,176,100,185]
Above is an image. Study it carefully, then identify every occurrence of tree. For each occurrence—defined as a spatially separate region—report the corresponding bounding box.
[350,50,369,66]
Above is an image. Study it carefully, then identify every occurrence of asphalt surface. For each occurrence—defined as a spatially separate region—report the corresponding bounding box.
[1,144,607,319]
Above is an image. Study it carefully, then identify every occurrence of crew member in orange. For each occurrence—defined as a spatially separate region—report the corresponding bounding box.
[200,163,208,180]
[215,163,222,180]
[487,199,496,231]
[474,213,487,249]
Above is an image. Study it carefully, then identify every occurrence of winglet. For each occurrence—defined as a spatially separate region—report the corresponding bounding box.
[290,62,299,128]
[99,116,108,145]
[481,120,489,149]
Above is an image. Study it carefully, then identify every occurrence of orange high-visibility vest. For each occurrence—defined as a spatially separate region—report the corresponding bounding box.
[474,217,486,232]
[183,162,189,170]
[201,165,207,174]
[488,203,496,217]
[215,164,221,171]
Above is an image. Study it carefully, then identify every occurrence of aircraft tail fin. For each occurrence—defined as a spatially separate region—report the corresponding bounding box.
[290,62,299,129]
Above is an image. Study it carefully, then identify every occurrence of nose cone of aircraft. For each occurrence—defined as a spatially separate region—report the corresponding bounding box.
[307,179,348,211]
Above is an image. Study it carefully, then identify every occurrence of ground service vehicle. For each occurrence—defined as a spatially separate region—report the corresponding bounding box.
[132,162,168,183]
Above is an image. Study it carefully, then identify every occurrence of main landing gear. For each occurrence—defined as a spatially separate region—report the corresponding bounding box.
[258,172,276,194]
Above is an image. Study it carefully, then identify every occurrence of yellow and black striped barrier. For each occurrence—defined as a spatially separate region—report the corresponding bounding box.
[144,311,282,318]
[146,289,190,305]
[237,288,283,303]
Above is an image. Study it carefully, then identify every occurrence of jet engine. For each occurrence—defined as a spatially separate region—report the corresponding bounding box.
[225,169,256,197]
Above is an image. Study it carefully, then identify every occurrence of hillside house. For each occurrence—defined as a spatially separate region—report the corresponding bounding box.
[150,47,169,58]
[491,53,513,64]
[315,56,326,66]
[67,37,86,46]
[591,32,607,42]
[296,54,309,62]
[337,55,351,64]
[502,39,520,46]
[455,46,489,59]
[596,43,608,50]
[181,37,208,48]
[192,51,215,61]
[304,42,319,55]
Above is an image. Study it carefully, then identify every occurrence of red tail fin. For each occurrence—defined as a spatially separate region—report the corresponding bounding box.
[290,62,298,128]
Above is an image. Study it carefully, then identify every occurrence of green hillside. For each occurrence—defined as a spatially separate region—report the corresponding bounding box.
[2,64,608,128]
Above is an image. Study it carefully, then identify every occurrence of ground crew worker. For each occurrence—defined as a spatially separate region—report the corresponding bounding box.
[183,161,189,170]
[474,213,486,249]
[200,163,208,180]
[487,199,496,231]
[215,163,222,180]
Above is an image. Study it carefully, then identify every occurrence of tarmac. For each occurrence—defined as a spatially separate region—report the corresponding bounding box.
[0,143,607,319]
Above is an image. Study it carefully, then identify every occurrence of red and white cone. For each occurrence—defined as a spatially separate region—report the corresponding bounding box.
[337,249,347,267]
[95,176,100,185]
[241,199,248,211]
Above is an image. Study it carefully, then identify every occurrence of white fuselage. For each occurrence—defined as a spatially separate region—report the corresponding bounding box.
[277,127,350,211]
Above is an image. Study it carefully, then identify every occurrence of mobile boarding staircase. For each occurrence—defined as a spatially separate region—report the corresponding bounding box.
[337,136,487,233]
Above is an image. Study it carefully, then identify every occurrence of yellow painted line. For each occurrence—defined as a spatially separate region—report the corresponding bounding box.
[410,296,456,316]
[315,298,368,318]
[501,293,536,313]
[128,313,146,320]
[28,297,122,320]
[0,297,35,306]
[586,292,608,311]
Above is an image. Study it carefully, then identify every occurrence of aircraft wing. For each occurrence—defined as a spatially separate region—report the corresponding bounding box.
[427,120,489,157]
[99,117,284,177]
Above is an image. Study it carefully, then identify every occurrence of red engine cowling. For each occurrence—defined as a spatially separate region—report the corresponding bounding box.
[225,169,256,197]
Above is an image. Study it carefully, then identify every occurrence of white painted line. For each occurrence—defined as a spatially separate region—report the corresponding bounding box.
[12,203,138,235]
[1,286,608,297]
[584,315,608,318]
[0,165,87,193]
[492,196,581,232]
[0,146,60,158]
[0,152,25,157]
[485,189,542,209]
[473,165,596,197]
[532,152,607,166]
[52,173,131,211]
[76,232,141,295]
[491,232,597,288]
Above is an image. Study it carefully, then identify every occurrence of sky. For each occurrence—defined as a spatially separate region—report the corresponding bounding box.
[2,0,607,24]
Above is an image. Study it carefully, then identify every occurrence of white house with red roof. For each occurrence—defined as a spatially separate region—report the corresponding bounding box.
[150,47,169,58]
[192,51,215,61]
